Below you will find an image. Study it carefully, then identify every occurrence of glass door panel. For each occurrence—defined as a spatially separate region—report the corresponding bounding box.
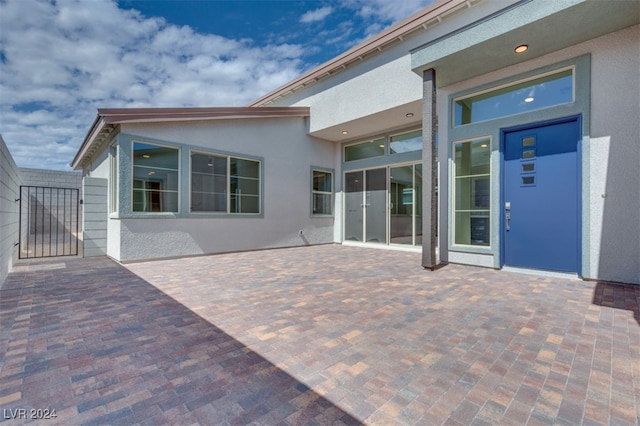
[415,164,423,245]
[390,166,414,245]
[344,171,364,241]
[365,168,387,243]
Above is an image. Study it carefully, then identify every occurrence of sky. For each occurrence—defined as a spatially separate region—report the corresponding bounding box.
[0,0,436,171]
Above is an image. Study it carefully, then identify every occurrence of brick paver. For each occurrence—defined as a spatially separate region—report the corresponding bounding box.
[1,244,639,425]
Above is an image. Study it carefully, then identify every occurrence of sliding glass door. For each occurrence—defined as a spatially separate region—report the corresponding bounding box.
[344,168,387,243]
[344,164,424,247]
[390,165,422,245]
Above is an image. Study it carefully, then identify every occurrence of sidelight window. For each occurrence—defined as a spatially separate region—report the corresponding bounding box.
[453,138,491,246]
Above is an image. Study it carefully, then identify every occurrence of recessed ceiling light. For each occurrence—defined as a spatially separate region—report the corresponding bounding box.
[525,97,534,103]
[480,144,488,148]
[148,171,155,175]
[342,130,348,135]
[514,44,528,54]
[379,144,385,148]
[405,112,415,118]
[142,154,150,158]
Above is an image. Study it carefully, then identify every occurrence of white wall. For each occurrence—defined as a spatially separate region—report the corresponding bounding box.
[0,135,22,285]
[267,0,517,135]
[82,177,108,257]
[20,167,82,189]
[438,24,640,284]
[106,116,337,262]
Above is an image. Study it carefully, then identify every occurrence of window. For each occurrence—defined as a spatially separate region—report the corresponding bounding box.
[191,153,227,212]
[454,68,573,126]
[109,144,118,213]
[132,142,179,212]
[190,152,260,214]
[453,138,491,246]
[230,158,260,214]
[390,130,422,154]
[312,169,333,215]
[344,138,385,162]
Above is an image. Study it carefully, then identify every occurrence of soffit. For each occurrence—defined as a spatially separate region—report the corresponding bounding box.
[308,99,423,143]
[411,0,640,87]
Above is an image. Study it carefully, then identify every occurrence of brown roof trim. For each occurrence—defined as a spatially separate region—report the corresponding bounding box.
[248,0,475,107]
[98,106,310,123]
[71,106,310,169]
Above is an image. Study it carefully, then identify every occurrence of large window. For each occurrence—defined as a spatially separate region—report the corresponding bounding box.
[312,169,333,216]
[454,68,573,126]
[132,142,179,212]
[453,138,491,246]
[190,152,260,214]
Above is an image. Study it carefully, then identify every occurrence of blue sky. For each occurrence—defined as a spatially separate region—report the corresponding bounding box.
[0,0,435,170]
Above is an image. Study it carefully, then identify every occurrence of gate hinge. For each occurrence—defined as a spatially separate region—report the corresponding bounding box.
[15,198,20,203]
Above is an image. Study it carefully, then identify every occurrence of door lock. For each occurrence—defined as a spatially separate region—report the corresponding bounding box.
[505,212,511,231]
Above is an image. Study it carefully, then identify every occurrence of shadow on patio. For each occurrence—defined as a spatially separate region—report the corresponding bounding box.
[592,280,640,325]
[0,257,360,425]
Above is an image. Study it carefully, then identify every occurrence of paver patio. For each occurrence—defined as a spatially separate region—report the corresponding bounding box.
[0,245,638,425]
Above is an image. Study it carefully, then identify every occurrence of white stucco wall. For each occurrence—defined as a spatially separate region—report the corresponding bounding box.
[438,24,640,284]
[268,0,518,135]
[0,135,22,285]
[106,116,337,262]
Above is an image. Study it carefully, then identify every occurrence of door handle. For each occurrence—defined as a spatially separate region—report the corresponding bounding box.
[505,212,511,231]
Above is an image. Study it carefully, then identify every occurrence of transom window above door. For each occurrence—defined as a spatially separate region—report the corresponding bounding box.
[454,68,574,126]
[344,129,422,162]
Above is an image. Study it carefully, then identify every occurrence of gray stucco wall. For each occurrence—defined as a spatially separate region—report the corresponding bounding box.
[88,116,338,262]
[0,135,23,286]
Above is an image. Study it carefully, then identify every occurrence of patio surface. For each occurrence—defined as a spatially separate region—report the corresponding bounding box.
[1,245,638,425]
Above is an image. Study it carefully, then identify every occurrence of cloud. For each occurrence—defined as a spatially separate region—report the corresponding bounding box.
[0,0,306,170]
[300,6,334,23]
[342,0,435,23]
[340,0,437,38]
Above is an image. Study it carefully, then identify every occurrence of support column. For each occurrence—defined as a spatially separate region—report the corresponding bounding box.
[422,68,437,269]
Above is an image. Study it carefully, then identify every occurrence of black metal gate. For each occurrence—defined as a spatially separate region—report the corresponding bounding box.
[18,186,80,259]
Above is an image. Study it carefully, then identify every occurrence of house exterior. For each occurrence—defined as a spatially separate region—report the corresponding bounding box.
[72,0,640,284]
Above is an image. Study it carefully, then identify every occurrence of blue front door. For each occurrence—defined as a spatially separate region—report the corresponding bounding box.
[503,117,580,273]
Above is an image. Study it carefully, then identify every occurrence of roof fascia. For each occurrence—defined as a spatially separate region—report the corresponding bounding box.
[71,106,310,169]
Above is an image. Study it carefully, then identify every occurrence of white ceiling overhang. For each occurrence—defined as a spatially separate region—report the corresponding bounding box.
[411,0,640,87]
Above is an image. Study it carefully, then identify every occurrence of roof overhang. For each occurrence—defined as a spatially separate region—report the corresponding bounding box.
[411,0,640,87]
[71,107,310,170]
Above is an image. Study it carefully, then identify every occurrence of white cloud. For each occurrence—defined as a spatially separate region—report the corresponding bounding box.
[0,0,306,170]
[300,6,334,23]
[342,0,436,23]
[339,0,437,39]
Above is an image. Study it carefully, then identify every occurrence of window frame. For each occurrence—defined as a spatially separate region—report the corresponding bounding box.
[131,141,181,214]
[451,136,492,249]
[452,66,575,127]
[343,137,386,162]
[389,129,422,155]
[189,149,262,215]
[109,143,118,214]
[310,167,334,217]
